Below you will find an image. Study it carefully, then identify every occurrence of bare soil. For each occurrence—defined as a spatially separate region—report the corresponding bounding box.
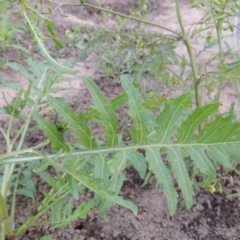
[1,1,240,240]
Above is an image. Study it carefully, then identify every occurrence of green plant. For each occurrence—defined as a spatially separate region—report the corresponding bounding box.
[0,2,29,67]
[1,0,240,239]
[2,73,240,238]
[62,7,183,82]
[0,58,78,239]
[63,0,240,105]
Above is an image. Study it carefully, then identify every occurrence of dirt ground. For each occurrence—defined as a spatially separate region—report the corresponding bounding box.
[1,0,240,239]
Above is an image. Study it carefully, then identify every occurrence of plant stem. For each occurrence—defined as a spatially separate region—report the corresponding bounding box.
[175,0,200,108]
[0,194,12,239]
[216,18,225,102]
[55,2,182,38]
[0,67,47,239]
[1,140,227,165]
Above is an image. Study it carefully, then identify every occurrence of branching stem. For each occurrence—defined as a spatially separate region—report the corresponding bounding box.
[54,2,182,38]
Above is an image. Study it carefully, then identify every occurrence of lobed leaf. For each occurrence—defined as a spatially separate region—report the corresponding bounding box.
[97,172,125,219]
[12,82,240,218]
[121,75,147,144]
[178,103,220,143]
[51,200,94,229]
[146,147,178,215]
[93,154,110,188]
[128,152,147,179]
[95,151,129,220]
[194,114,240,170]
[197,114,240,143]
[84,77,118,147]
[188,146,216,187]
[48,156,138,215]
[48,96,96,149]
[50,198,70,229]
[108,151,128,176]
[32,112,68,152]
[168,147,194,209]
[74,172,137,215]
[83,93,128,119]
[73,200,95,220]
[156,92,192,144]
[95,151,130,218]
[67,174,79,199]
[207,145,233,169]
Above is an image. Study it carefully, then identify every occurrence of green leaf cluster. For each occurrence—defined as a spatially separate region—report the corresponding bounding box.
[29,76,240,216]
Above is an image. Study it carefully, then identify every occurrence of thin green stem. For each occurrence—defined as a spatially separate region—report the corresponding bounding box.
[176,0,201,107]
[175,0,200,108]
[216,18,225,102]
[10,174,19,230]
[3,138,240,165]
[17,68,47,151]
[0,194,12,239]
[1,94,23,233]
[0,148,35,162]
[0,66,47,239]
[55,2,182,38]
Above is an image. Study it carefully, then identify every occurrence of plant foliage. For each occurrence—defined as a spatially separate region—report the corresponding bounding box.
[6,76,240,217]
[1,0,240,239]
